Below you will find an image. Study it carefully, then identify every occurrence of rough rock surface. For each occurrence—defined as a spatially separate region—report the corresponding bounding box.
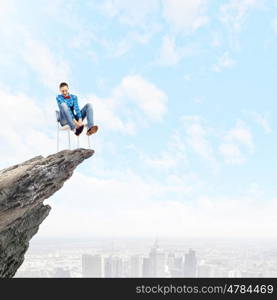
[0,149,94,278]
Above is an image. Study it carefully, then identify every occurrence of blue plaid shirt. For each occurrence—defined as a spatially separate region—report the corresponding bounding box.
[56,94,82,120]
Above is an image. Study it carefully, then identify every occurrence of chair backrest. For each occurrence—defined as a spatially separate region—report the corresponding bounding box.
[55,110,60,122]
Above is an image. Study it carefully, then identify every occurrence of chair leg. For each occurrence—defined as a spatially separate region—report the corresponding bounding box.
[68,130,71,150]
[57,122,60,152]
[87,135,91,149]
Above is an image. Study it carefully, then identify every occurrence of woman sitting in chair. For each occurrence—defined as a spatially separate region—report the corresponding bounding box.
[56,82,98,136]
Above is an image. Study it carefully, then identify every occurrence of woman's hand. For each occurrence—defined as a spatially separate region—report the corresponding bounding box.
[74,119,83,128]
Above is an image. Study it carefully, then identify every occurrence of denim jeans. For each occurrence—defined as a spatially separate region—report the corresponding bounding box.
[58,102,94,130]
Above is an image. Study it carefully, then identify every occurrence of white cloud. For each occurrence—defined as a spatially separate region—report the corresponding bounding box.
[219,0,266,51]
[153,34,201,67]
[100,0,209,34]
[212,52,236,72]
[247,182,265,199]
[0,1,15,20]
[226,120,254,151]
[83,94,136,135]
[181,116,218,170]
[107,25,161,57]
[183,74,192,81]
[156,35,180,66]
[211,31,222,48]
[143,132,188,169]
[219,142,244,164]
[219,0,264,33]
[0,6,71,92]
[219,120,254,164]
[96,0,209,60]
[140,115,258,170]
[162,0,208,34]
[22,37,71,91]
[0,89,57,167]
[112,75,168,122]
[100,0,160,27]
[39,170,277,238]
[272,17,277,34]
[82,75,168,134]
[87,1,162,58]
[193,97,203,104]
[145,152,180,169]
[155,35,188,66]
[249,111,272,134]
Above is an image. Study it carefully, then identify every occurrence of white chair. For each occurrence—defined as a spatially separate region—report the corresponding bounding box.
[56,111,91,152]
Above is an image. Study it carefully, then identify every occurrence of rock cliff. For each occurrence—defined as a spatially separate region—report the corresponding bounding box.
[0,149,94,278]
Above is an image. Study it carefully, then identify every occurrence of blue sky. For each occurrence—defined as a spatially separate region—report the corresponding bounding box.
[1,0,277,238]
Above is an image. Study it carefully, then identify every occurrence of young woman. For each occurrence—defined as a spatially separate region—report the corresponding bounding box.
[56,82,98,136]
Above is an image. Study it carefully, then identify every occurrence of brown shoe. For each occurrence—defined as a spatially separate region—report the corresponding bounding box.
[87,125,98,136]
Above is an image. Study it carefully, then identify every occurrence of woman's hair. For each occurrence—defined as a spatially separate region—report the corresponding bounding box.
[59,82,68,89]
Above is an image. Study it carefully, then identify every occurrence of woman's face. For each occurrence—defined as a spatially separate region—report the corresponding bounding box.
[60,86,69,96]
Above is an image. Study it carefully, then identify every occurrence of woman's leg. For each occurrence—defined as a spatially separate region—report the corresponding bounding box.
[59,102,76,130]
[81,103,94,129]
[81,103,98,135]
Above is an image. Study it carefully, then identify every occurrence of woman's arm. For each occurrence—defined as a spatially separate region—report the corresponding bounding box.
[73,95,82,121]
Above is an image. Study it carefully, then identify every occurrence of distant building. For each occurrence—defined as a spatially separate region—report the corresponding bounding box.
[213,267,229,277]
[167,253,184,277]
[53,267,71,278]
[122,259,130,277]
[104,256,112,277]
[228,269,242,277]
[130,255,143,277]
[167,252,175,271]
[197,264,212,277]
[174,256,184,270]
[184,249,197,277]
[142,257,151,277]
[149,240,166,277]
[104,255,124,277]
[82,254,104,277]
[241,271,263,278]
[168,254,184,277]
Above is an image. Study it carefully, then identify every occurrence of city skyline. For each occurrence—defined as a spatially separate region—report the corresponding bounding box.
[15,237,277,278]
